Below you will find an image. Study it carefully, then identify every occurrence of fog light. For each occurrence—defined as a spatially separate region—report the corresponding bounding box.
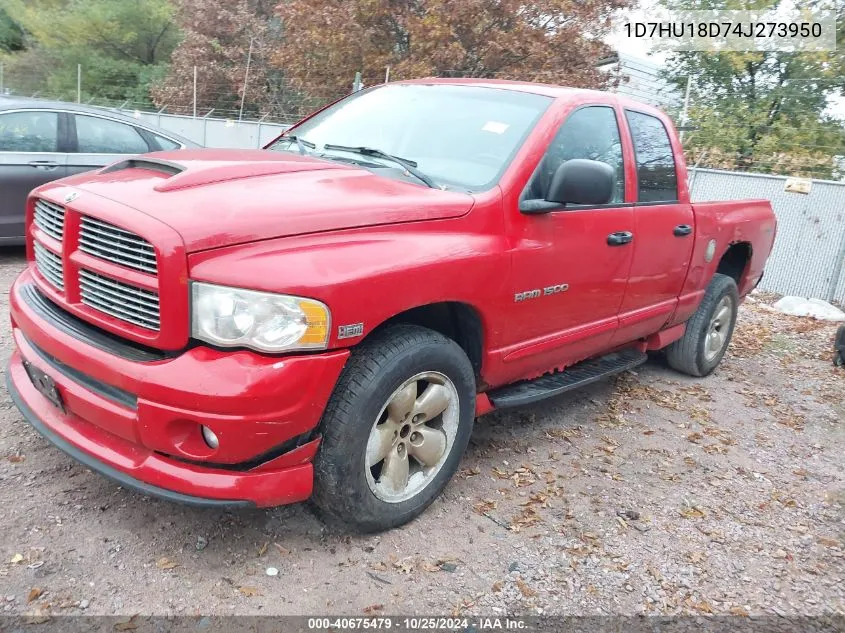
[201,426,219,449]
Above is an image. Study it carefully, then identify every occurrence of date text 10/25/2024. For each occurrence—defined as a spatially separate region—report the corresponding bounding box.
[306,617,528,630]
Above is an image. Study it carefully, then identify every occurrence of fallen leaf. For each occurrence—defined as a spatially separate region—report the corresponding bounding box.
[155,557,178,570]
[113,616,140,631]
[274,543,291,556]
[473,499,497,514]
[257,542,268,557]
[418,560,440,573]
[492,581,503,592]
[392,556,416,574]
[8,454,25,463]
[679,507,706,519]
[731,606,750,617]
[27,588,43,603]
[695,600,713,614]
[818,537,840,548]
[687,551,707,564]
[516,579,537,598]
[24,611,51,625]
[238,586,261,597]
[10,553,24,564]
[363,604,384,614]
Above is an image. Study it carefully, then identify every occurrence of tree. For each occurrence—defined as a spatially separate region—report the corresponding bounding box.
[0,6,24,53]
[0,0,180,105]
[661,0,845,179]
[272,0,633,102]
[152,0,300,119]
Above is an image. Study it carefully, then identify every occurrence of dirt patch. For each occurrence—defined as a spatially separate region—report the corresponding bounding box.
[0,250,842,616]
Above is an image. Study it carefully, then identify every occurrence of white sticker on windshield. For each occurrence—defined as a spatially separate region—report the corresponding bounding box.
[482,121,509,134]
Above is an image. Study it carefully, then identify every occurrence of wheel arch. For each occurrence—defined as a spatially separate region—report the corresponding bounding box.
[716,241,752,286]
[365,302,486,381]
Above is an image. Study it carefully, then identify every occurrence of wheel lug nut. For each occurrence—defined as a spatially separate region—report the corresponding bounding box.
[413,414,424,423]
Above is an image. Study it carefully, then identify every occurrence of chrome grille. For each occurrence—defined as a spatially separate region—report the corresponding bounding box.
[34,199,65,241]
[80,217,157,275]
[79,269,160,331]
[33,243,64,290]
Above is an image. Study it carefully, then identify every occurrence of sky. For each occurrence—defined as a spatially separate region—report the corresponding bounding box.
[606,3,845,119]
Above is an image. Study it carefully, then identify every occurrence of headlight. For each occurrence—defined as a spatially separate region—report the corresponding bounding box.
[191,282,330,353]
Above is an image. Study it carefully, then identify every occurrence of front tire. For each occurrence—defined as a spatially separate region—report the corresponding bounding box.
[312,325,475,532]
[666,273,739,377]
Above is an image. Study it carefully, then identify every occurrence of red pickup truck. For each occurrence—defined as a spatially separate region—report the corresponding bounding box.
[7,79,776,532]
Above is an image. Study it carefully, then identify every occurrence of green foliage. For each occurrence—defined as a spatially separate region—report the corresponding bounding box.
[0,0,180,105]
[0,6,23,52]
[660,0,845,179]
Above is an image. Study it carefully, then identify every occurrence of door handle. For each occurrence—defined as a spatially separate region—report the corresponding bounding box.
[28,160,60,171]
[607,231,633,246]
[673,224,693,237]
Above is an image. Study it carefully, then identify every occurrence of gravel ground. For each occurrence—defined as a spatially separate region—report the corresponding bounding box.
[0,247,843,618]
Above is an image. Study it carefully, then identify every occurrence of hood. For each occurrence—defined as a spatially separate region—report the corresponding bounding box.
[68,149,475,252]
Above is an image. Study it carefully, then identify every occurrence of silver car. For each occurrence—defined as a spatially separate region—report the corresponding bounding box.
[0,98,199,244]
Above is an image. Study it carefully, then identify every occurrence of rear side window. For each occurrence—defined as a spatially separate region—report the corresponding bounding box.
[625,110,678,202]
[0,110,58,152]
[150,133,181,151]
[74,115,150,154]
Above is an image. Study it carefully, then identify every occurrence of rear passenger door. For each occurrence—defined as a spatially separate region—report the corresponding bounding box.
[66,113,155,176]
[614,109,695,344]
[0,109,69,242]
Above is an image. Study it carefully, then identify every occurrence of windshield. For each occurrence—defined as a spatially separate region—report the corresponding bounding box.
[268,84,552,191]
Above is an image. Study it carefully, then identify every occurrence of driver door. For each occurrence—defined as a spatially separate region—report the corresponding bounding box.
[501,105,635,377]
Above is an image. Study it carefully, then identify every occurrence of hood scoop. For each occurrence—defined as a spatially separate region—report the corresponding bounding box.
[100,153,347,193]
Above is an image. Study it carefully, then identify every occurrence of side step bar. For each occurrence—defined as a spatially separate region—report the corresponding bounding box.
[487,348,648,409]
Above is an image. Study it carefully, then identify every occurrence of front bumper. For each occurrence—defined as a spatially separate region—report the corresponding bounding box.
[7,269,349,507]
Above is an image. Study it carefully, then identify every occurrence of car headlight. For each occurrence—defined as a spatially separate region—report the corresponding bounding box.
[191,282,330,353]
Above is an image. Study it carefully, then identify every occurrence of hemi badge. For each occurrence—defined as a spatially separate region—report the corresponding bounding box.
[338,323,364,339]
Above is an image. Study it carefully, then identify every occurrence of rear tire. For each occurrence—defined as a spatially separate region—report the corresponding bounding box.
[312,325,475,533]
[666,273,739,377]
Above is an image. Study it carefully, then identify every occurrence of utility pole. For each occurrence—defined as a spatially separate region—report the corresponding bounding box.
[77,64,82,103]
[193,66,198,118]
[353,71,362,92]
[239,38,254,121]
[680,75,692,143]
[384,66,390,83]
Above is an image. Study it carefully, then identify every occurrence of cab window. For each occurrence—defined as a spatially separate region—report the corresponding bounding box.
[625,110,678,202]
[524,105,625,204]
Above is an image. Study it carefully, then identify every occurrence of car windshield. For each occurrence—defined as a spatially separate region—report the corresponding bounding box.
[268,84,552,191]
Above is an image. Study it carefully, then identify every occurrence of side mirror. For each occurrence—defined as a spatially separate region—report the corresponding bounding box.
[546,159,615,206]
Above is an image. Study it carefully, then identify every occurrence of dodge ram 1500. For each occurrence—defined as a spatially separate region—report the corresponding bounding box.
[6,79,777,531]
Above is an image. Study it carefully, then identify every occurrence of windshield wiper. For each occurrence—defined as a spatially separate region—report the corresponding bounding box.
[322,144,438,189]
[281,134,316,155]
